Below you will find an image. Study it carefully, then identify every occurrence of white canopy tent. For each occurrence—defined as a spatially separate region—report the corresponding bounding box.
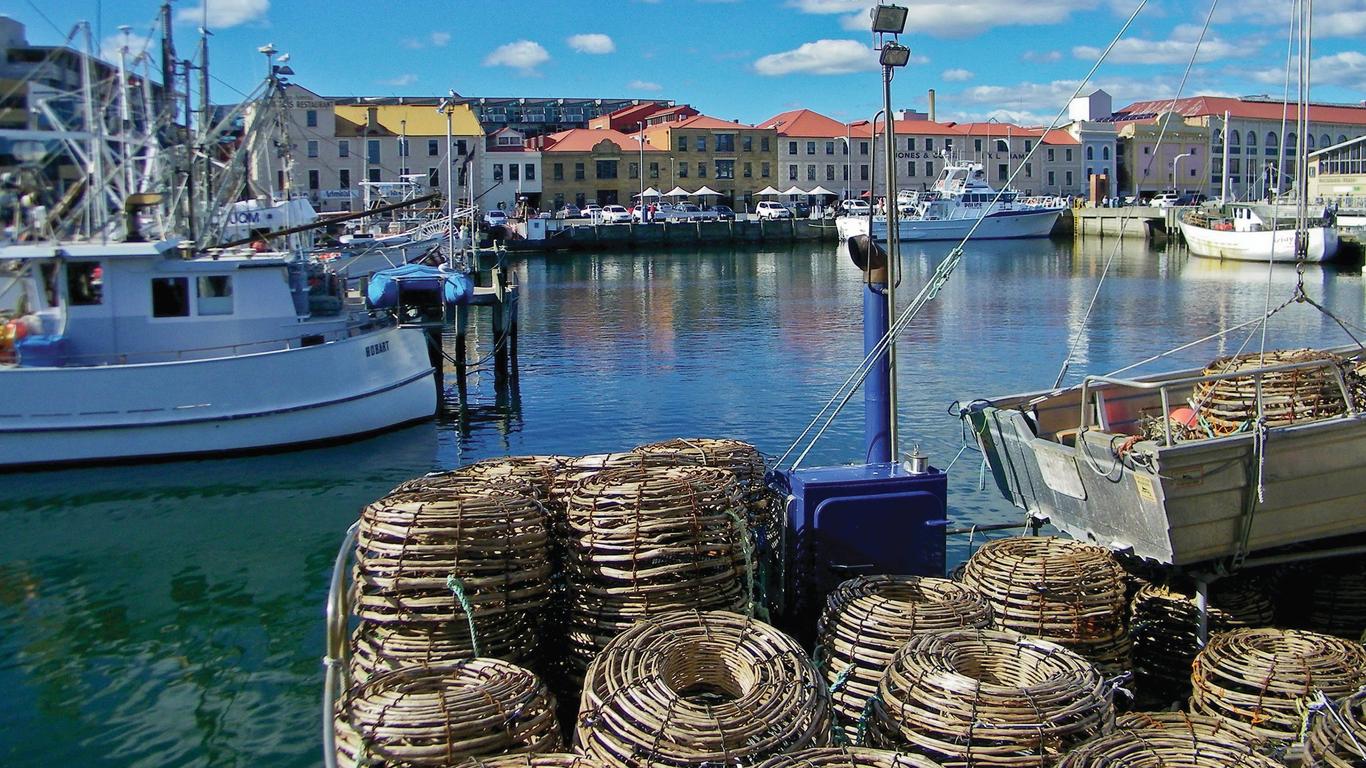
[756,186,780,196]
[634,187,662,198]
[780,185,807,197]
[663,186,692,198]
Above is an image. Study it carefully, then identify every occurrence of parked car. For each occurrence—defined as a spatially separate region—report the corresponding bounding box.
[483,209,508,227]
[706,205,735,221]
[557,204,582,219]
[786,201,812,219]
[633,202,673,222]
[756,201,792,220]
[1176,192,1209,206]
[601,204,631,223]
[1150,192,1182,208]
[583,204,604,220]
[840,199,871,215]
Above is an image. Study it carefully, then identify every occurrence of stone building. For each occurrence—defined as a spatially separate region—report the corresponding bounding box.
[533,128,667,210]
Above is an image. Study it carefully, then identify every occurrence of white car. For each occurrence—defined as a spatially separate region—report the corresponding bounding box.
[756,201,792,220]
[582,204,604,220]
[601,204,631,223]
[839,199,871,215]
[484,210,508,227]
[1150,192,1181,208]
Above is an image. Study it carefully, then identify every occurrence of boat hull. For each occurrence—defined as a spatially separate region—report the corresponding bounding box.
[1176,219,1339,262]
[0,325,436,468]
[835,208,1063,242]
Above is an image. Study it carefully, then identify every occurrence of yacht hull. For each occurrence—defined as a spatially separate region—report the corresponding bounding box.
[1176,219,1338,262]
[835,208,1063,242]
[0,325,436,468]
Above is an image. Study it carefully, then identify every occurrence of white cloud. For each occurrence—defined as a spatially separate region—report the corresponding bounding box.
[951,74,1191,122]
[100,31,154,64]
[1251,50,1366,89]
[1218,0,1366,36]
[568,33,615,54]
[754,39,880,76]
[483,40,550,72]
[627,79,663,91]
[379,74,418,87]
[174,0,269,28]
[1022,50,1063,63]
[1073,24,1247,65]
[942,68,974,82]
[430,32,451,47]
[403,31,452,50]
[792,0,1098,37]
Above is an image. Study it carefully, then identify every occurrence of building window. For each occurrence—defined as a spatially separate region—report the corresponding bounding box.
[1102,146,1110,160]
[761,137,770,152]
[825,165,834,181]
[399,138,409,157]
[842,166,848,181]
[806,164,816,181]
[743,135,753,152]
[860,164,869,180]
[860,141,869,155]
[367,140,381,164]
[697,162,706,178]
[1065,148,1073,161]
[926,138,934,152]
[807,141,816,155]
[151,277,190,318]
[428,139,439,156]
[553,163,564,181]
[196,276,233,316]
[1024,162,1032,178]
[825,141,835,155]
[997,163,1008,181]
[743,162,752,178]
[339,169,350,188]
[788,141,798,155]
[842,142,848,155]
[575,193,586,207]
[1086,146,1094,160]
[277,170,284,190]
[789,165,798,181]
[908,161,916,177]
[456,139,467,155]
[339,140,350,158]
[691,135,703,152]
[306,110,317,127]
[1047,148,1055,162]
[678,163,688,178]
[1023,140,1031,152]
[509,163,519,181]
[1065,170,1073,186]
[307,140,318,158]
[677,136,688,152]
[924,162,932,177]
[575,162,586,180]
[761,162,770,178]
[716,159,735,179]
[66,262,102,305]
[525,164,535,180]
[629,162,639,179]
[975,138,983,152]
[945,138,953,151]
[368,168,381,182]
[995,139,1007,153]
[308,169,320,189]
[1047,171,1055,186]
[649,162,659,179]
[493,164,503,182]
[907,137,916,151]
[716,134,735,152]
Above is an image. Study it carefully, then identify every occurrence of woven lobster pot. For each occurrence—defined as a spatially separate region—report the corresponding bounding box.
[819,576,993,743]
[334,659,562,767]
[1130,578,1275,706]
[458,755,611,768]
[1302,558,1366,640]
[349,617,539,683]
[961,536,1131,672]
[870,629,1114,767]
[1190,628,1366,743]
[575,610,831,768]
[1058,711,1281,767]
[549,453,650,513]
[756,747,945,768]
[1191,349,1349,437]
[353,482,551,625]
[1305,688,1366,768]
[563,466,750,672]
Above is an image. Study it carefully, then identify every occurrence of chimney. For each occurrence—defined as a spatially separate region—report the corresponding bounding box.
[928,89,937,122]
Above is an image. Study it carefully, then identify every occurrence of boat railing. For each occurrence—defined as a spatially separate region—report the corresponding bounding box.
[1077,355,1359,447]
[321,520,359,768]
[16,321,388,367]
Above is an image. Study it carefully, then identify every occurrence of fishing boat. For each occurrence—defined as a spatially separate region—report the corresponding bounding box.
[835,160,1065,242]
[1176,203,1339,262]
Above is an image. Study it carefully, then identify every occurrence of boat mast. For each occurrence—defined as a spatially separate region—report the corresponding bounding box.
[78,22,107,240]
[1220,110,1230,204]
[198,18,213,225]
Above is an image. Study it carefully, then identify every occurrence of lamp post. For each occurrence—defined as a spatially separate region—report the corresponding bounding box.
[438,97,456,265]
[638,120,646,213]
[869,3,909,464]
[1172,150,1193,194]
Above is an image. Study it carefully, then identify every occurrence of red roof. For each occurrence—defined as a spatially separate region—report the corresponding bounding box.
[588,103,673,131]
[848,119,968,137]
[1116,96,1366,125]
[538,128,666,153]
[757,109,849,137]
[671,114,758,130]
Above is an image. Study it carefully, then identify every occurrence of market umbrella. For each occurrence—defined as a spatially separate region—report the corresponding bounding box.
[780,185,807,197]
[634,187,662,198]
[807,185,836,196]
[663,186,692,197]
[756,185,780,196]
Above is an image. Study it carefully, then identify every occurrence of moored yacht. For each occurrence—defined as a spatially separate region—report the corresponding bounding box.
[1176,203,1339,263]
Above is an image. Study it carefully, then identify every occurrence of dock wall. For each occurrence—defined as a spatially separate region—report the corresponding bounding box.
[507,219,837,253]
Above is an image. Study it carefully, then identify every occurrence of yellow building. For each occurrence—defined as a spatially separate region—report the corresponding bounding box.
[536,128,667,210]
[640,114,779,209]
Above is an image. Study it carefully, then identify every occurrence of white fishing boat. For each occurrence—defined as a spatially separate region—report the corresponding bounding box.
[0,237,437,468]
[835,161,1065,242]
[1176,204,1339,262]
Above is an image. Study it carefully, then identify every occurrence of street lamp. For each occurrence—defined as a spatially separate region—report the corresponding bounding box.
[1172,150,1193,193]
[638,121,646,214]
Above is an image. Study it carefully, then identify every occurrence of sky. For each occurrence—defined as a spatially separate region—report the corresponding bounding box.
[7,0,1366,128]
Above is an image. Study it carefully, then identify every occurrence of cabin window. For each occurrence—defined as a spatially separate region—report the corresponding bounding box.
[197,276,233,316]
[152,277,190,318]
[66,262,103,306]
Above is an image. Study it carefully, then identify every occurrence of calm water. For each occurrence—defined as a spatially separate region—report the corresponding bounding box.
[3,238,1362,766]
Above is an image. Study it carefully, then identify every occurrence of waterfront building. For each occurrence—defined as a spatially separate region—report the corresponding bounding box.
[247,84,484,213]
[532,127,667,211]
[1307,135,1366,204]
[463,95,672,138]
[481,127,543,214]
[637,112,780,210]
[1064,89,1119,200]
[589,102,698,132]
[758,109,865,200]
[1110,95,1366,200]
[1111,113,1209,198]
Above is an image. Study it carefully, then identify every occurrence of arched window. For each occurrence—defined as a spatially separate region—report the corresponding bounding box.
[1338,134,1349,145]
[995,139,1009,153]
[1286,132,1297,153]
[1307,134,1316,149]
[1102,146,1110,160]
[1321,133,1332,148]
[1246,130,1257,148]
[1229,130,1240,148]
[1266,132,1278,152]
[1086,146,1094,160]
[1212,128,1223,146]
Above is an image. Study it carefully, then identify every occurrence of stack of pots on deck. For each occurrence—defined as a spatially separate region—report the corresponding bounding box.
[961,536,1132,673]
[1191,349,1352,436]
[561,465,751,675]
[350,466,553,678]
[1128,577,1276,707]
[1056,711,1281,767]
[817,575,993,743]
[1190,627,1366,745]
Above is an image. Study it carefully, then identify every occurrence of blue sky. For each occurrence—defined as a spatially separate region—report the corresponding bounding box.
[8,0,1366,127]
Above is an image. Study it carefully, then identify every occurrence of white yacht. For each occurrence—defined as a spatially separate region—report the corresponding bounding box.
[1176,204,1339,263]
[0,237,437,468]
[836,161,1065,242]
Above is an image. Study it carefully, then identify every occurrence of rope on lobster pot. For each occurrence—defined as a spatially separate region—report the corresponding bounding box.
[960,536,1131,672]
[870,628,1114,767]
[348,615,539,683]
[1190,348,1351,437]
[1304,688,1366,767]
[755,746,946,768]
[334,659,562,768]
[1190,628,1366,743]
[1058,711,1282,767]
[818,576,993,744]
[575,610,831,768]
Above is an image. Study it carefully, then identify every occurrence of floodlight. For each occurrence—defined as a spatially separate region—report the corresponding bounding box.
[879,43,911,68]
[871,4,908,34]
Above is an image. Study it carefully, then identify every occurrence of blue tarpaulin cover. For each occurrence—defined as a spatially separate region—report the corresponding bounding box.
[366,264,474,308]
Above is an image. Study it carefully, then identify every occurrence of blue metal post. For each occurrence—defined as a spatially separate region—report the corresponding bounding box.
[863,280,891,464]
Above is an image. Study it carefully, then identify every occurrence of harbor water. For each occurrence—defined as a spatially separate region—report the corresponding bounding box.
[3,237,1363,767]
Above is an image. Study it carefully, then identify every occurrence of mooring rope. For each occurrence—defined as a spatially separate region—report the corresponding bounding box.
[445,574,482,658]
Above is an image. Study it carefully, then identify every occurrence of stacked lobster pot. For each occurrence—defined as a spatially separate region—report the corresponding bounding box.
[961,536,1132,673]
[349,473,553,680]
[1129,578,1275,707]
[562,466,752,676]
[817,575,992,743]
[1304,689,1366,767]
[1056,712,1280,767]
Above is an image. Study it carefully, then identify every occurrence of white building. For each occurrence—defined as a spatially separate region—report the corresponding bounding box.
[1065,89,1119,199]
[480,127,543,214]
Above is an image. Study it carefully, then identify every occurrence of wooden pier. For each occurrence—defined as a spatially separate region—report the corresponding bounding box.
[1071,206,1178,239]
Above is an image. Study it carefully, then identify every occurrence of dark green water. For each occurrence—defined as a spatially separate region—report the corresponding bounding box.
[3,239,1361,766]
